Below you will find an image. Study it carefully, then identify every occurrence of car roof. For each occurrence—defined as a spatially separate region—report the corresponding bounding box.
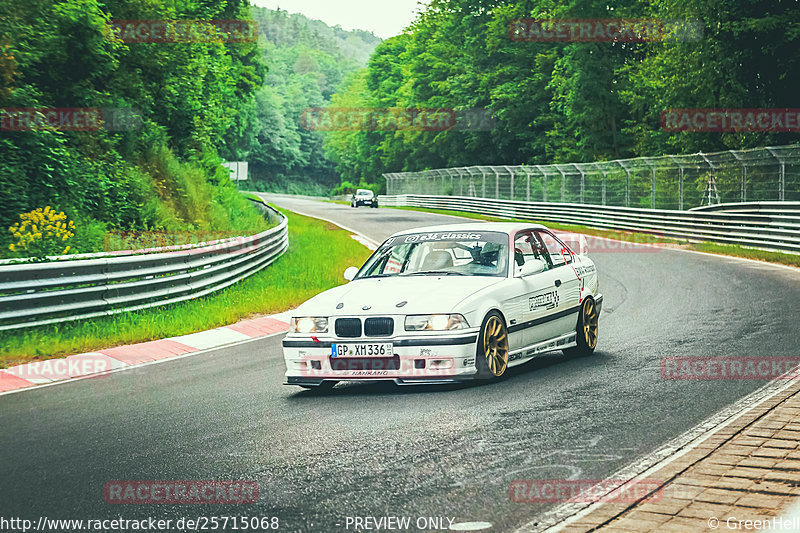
[356,189,372,194]
[387,221,547,238]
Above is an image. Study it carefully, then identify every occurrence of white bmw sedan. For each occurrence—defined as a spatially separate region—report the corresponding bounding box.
[282,222,602,389]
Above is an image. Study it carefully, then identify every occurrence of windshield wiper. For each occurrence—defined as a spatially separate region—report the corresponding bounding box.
[406,271,465,276]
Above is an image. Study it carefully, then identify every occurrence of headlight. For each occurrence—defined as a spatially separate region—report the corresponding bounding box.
[290,317,328,333]
[404,314,469,331]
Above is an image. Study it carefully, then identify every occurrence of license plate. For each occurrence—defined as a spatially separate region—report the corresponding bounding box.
[331,343,393,358]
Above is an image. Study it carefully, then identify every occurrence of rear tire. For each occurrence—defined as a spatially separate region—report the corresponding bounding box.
[563,297,598,357]
[475,311,509,380]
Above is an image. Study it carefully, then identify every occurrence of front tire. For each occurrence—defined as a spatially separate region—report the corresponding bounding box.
[475,311,509,380]
[564,297,599,357]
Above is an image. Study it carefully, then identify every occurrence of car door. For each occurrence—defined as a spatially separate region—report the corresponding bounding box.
[504,231,565,349]
[530,230,582,342]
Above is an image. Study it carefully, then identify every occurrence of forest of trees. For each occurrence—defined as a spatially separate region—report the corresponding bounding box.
[0,1,379,257]
[244,7,380,195]
[323,0,799,192]
[0,0,270,255]
[1,0,797,258]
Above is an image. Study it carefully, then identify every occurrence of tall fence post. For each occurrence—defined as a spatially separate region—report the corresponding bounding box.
[504,166,515,200]
[494,167,500,199]
[651,165,656,209]
[730,151,746,203]
[617,160,631,207]
[594,163,607,206]
[642,159,656,209]
[767,148,786,201]
[559,167,566,202]
[524,167,531,202]
[537,166,547,202]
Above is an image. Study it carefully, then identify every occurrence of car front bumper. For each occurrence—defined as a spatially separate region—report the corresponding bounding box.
[282,331,480,385]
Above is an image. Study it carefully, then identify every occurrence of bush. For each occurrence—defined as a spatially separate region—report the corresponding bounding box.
[8,207,76,259]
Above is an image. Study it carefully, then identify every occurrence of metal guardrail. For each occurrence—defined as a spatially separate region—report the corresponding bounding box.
[0,200,289,331]
[380,195,800,253]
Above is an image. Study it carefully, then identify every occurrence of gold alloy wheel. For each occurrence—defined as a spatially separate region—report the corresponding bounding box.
[482,315,509,377]
[582,298,599,349]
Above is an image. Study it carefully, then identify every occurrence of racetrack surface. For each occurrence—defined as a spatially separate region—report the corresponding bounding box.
[1,196,798,532]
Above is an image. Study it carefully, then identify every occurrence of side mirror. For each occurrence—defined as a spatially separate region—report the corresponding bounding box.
[343,266,359,281]
[518,259,546,277]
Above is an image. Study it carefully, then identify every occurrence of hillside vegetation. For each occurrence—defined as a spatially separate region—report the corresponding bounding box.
[323,0,799,192]
[245,7,381,196]
[0,3,380,258]
[0,0,273,258]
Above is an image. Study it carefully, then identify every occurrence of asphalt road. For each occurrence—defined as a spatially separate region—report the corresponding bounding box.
[1,195,799,533]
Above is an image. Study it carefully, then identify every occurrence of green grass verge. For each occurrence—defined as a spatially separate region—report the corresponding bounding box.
[0,207,373,367]
[387,205,800,267]
[687,242,800,267]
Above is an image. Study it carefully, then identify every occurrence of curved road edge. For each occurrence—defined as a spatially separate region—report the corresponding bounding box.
[0,204,380,397]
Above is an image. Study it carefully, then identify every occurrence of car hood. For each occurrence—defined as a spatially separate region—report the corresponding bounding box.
[295,276,504,317]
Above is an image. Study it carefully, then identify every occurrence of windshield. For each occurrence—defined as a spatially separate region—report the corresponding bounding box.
[356,231,509,278]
